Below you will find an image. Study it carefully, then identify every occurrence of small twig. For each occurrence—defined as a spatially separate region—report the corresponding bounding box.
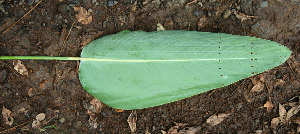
[286,61,300,83]
[2,0,43,34]
[187,0,197,5]
[58,20,76,56]
[228,79,246,98]
[0,61,21,77]
[208,89,216,97]
[0,120,31,134]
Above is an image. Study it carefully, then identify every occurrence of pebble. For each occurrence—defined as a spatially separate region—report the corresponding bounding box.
[69,0,80,4]
[102,21,107,28]
[59,117,65,123]
[291,0,299,4]
[108,1,117,6]
[58,4,70,14]
[207,12,212,16]
[193,10,201,16]
[19,0,24,5]
[260,1,268,8]
[179,0,186,4]
[28,0,34,5]
[151,0,161,5]
[223,9,232,19]
[0,69,8,83]
[0,5,5,13]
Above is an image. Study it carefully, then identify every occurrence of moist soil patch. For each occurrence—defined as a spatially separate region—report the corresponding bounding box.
[0,0,299,133]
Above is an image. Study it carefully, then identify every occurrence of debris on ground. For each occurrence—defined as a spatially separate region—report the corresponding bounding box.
[2,106,13,126]
[178,126,202,134]
[73,7,92,24]
[233,11,256,22]
[161,122,188,133]
[206,113,231,126]
[13,60,28,76]
[85,97,102,129]
[127,110,137,133]
[32,113,46,131]
[262,97,274,112]
[271,103,300,132]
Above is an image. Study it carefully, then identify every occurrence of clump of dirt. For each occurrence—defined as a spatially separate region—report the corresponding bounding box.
[0,0,299,133]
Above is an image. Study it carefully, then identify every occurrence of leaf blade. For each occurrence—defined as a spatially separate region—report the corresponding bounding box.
[79,30,291,110]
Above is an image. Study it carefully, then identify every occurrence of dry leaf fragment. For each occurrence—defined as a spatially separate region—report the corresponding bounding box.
[89,98,102,114]
[279,103,287,124]
[223,9,232,19]
[290,117,300,124]
[87,98,102,120]
[263,97,274,112]
[73,7,92,24]
[250,82,264,92]
[166,122,188,134]
[157,23,166,31]
[13,60,28,76]
[127,110,137,133]
[174,122,189,127]
[32,120,41,129]
[145,128,151,134]
[250,76,265,92]
[178,126,201,134]
[287,105,300,122]
[161,130,167,134]
[271,104,300,129]
[32,113,46,129]
[198,17,208,28]
[233,11,256,22]
[255,130,263,134]
[114,108,124,112]
[36,113,46,121]
[271,117,280,129]
[87,97,102,129]
[28,88,33,97]
[206,113,231,126]
[274,79,285,87]
[2,106,13,126]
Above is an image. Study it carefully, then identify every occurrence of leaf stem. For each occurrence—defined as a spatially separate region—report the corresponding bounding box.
[0,56,250,62]
[0,56,79,60]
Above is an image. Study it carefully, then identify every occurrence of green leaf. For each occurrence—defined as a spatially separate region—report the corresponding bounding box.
[79,30,291,110]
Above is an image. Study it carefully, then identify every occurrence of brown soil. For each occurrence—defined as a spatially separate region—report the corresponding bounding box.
[0,0,299,133]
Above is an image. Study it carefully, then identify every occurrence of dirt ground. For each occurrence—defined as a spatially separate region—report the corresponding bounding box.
[0,0,299,133]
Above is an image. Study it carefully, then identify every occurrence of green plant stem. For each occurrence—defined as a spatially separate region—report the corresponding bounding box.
[0,56,251,62]
[0,56,79,60]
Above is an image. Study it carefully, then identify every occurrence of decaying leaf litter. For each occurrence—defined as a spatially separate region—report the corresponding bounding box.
[0,0,300,133]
